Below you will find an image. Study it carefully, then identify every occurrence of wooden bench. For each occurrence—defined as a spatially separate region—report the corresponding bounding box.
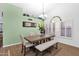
[35,40,58,55]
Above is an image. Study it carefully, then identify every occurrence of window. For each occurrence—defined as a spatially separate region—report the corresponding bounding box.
[66,26,72,37]
[61,22,72,37]
[61,22,65,36]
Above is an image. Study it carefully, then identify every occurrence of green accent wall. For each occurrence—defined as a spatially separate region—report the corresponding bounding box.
[3,4,40,46]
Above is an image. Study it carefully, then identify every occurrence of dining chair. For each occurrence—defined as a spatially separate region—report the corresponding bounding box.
[20,35,34,56]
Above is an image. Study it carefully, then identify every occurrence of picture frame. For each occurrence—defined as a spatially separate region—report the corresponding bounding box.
[23,21,36,27]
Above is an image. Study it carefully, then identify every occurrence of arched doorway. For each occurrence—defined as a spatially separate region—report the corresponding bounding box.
[49,16,62,37]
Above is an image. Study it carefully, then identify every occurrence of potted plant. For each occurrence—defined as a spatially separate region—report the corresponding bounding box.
[38,20,45,35]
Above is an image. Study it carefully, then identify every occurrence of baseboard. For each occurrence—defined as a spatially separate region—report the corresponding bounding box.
[55,37,79,48]
[2,40,79,48]
[58,40,79,48]
[3,42,21,48]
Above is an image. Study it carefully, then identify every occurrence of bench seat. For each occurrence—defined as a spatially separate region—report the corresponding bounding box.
[35,40,58,52]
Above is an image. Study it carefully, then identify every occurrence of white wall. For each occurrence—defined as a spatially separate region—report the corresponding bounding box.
[45,3,79,48]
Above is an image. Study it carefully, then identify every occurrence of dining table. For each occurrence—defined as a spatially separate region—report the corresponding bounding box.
[24,34,55,44]
[24,34,55,55]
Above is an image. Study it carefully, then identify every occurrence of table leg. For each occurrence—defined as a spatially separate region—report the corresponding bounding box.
[55,43,58,49]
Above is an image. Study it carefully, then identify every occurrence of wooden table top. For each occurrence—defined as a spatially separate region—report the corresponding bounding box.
[24,34,55,43]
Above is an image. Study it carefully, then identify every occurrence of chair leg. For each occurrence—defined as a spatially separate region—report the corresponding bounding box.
[21,44,24,53]
[24,46,26,56]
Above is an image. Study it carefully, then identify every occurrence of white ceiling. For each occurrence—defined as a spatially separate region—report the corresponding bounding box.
[10,3,79,20]
[11,3,57,17]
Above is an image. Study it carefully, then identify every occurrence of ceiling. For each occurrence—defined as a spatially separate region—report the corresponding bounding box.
[11,3,57,18]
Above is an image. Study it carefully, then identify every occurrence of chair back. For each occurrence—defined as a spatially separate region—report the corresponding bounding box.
[20,35,24,44]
